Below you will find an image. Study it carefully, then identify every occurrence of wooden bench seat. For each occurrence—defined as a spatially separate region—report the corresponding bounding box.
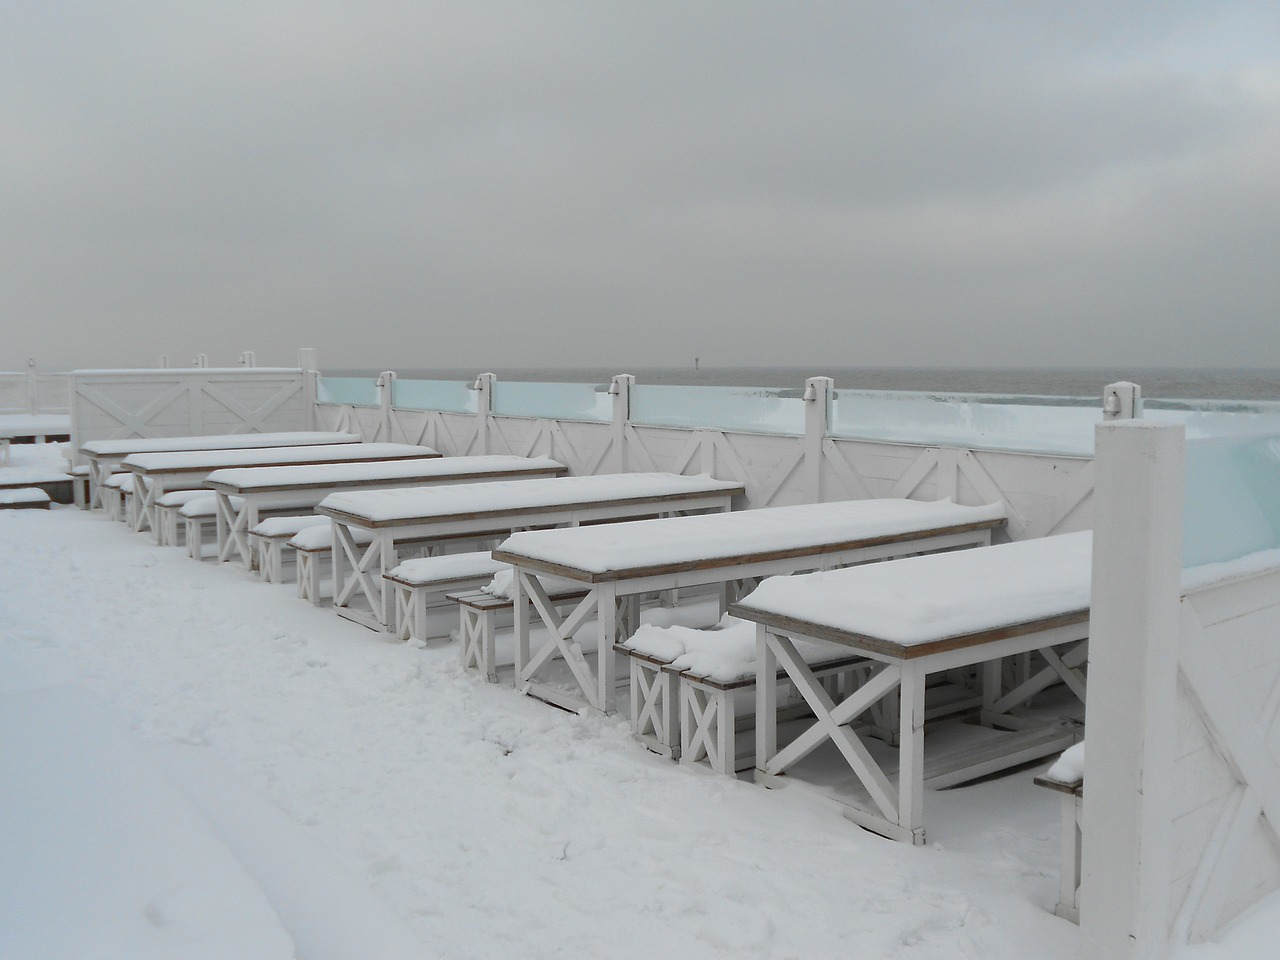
[615,617,870,773]
[155,489,216,547]
[249,515,331,583]
[383,553,509,643]
[181,495,240,560]
[451,576,591,682]
[0,487,52,511]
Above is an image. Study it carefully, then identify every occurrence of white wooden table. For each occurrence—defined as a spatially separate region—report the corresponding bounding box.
[124,442,438,541]
[491,499,1009,715]
[205,455,567,569]
[0,414,72,466]
[316,473,746,633]
[80,431,360,510]
[729,531,1092,845]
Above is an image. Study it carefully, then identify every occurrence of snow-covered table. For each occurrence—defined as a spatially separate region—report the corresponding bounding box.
[316,473,746,633]
[80,431,360,510]
[205,456,567,569]
[729,531,1092,845]
[0,414,71,466]
[492,499,1008,715]
[124,442,438,541]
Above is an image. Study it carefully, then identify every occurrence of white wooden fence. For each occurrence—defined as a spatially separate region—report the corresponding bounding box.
[1082,421,1280,957]
[0,368,70,415]
[68,349,319,460]
[316,372,1098,541]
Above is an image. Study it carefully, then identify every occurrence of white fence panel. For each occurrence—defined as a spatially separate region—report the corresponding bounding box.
[1171,568,1280,942]
[69,368,312,458]
[0,372,70,414]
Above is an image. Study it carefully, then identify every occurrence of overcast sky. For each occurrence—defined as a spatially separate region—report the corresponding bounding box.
[3,2,1278,372]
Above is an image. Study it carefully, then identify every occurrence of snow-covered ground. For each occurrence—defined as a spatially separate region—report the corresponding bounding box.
[2,442,1278,959]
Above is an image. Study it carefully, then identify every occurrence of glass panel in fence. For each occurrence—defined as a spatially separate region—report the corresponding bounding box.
[491,381,612,422]
[316,376,379,407]
[630,384,806,435]
[1183,434,1280,568]
[392,379,477,414]
[1144,398,1280,441]
[830,390,1103,456]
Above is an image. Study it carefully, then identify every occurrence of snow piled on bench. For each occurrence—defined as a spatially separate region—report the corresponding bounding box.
[622,614,846,683]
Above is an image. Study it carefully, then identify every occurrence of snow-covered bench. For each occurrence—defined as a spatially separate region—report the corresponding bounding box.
[181,495,242,560]
[249,515,331,583]
[290,523,372,605]
[1034,742,1084,923]
[617,616,869,772]
[383,552,509,644]
[66,465,90,512]
[155,489,217,546]
[102,472,146,524]
[449,569,590,681]
[0,487,52,510]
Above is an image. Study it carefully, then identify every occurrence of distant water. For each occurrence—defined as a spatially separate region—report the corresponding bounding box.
[328,366,1280,402]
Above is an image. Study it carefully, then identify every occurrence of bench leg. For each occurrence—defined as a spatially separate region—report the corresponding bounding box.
[629,658,679,759]
[681,680,736,776]
[458,606,499,682]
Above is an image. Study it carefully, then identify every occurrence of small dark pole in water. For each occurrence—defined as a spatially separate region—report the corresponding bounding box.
[694,357,700,370]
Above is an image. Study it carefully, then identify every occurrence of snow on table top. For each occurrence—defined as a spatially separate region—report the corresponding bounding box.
[81,431,360,457]
[205,455,563,491]
[496,498,1006,575]
[734,531,1093,649]
[123,442,437,473]
[0,414,71,437]
[318,472,744,524]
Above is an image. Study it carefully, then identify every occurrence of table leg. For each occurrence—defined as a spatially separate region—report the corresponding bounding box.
[897,661,927,843]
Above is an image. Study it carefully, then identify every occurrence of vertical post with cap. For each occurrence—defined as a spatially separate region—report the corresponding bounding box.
[610,374,634,474]
[803,377,833,503]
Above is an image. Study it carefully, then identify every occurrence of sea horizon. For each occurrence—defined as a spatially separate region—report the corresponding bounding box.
[326,365,1280,402]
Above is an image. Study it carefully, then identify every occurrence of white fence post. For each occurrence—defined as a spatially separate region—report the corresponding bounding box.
[193,353,208,368]
[377,370,397,442]
[610,374,634,473]
[1079,420,1185,960]
[473,373,496,455]
[298,348,318,431]
[25,359,37,415]
[238,350,256,368]
[804,377,833,502]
